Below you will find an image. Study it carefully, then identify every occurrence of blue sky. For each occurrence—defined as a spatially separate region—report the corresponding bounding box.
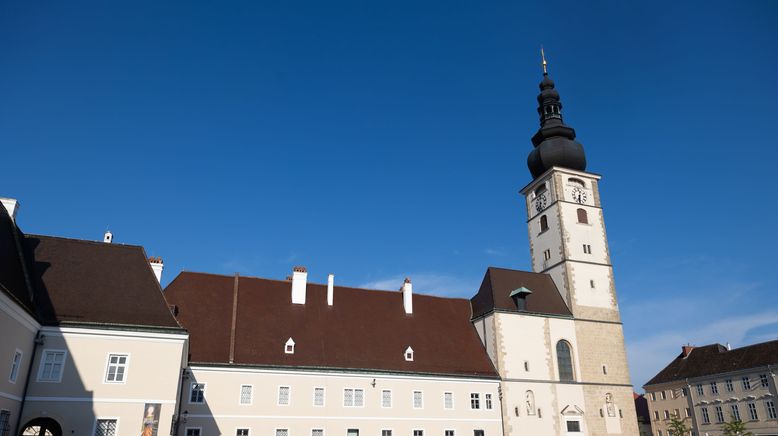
[2,1,777,389]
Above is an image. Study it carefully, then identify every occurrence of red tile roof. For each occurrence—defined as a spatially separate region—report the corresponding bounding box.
[164,272,498,378]
[470,267,572,319]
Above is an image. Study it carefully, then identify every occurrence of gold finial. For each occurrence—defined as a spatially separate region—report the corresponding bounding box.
[541,45,548,75]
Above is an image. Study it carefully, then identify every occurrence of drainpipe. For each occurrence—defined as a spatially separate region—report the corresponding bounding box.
[172,367,188,436]
[14,332,45,436]
[497,383,507,436]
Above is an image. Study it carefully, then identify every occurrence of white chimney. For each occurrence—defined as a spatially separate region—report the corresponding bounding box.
[327,274,334,306]
[402,277,413,314]
[291,266,308,304]
[0,198,20,223]
[103,230,113,243]
[149,256,164,283]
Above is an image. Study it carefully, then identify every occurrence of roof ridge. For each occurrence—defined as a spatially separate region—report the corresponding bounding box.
[25,233,142,249]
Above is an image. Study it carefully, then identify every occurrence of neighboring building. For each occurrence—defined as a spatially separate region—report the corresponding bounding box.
[634,393,652,436]
[162,66,638,435]
[644,342,778,436]
[0,198,188,436]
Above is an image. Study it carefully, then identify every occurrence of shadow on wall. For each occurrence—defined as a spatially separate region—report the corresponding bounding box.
[175,371,218,436]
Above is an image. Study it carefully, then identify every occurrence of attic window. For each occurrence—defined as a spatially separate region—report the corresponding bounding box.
[510,287,532,311]
[404,346,414,361]
[285,338,295,354]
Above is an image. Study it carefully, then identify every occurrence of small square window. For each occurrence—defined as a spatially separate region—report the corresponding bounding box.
[413,431,423,436]
[276,429,289,436]
[94,419,118,436]
[566,420,581,432]
[236,429,249,436]
[311,429,323,436]
[381,431,392,436]
[445,431,455,436]
[185,429,201,436]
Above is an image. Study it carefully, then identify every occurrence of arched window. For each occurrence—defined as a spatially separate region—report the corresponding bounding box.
[525,390,536,415]
[540,215,549,233]
[556,340,575,381]
[577,208,588,224]
[568,178,585,188]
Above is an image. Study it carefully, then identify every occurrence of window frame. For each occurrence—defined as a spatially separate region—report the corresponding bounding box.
[701,407,710,424]
[189,382,206,404]
[103,353,130,384]
[555,340,575,382]
[184,428,202,436]
[313,386,325,407]
[485,393,493,410]
[92,417,120,436]
[576,208,588,224]
[343,387,365,408]
[381,389,392,408]
[565,418,582,433]
[710,381,718,394]
[37,349,67,383]
[747,402,758,420]
[380,430,393,436]
[239,384,253,406]
[725,379,733,392]
[540,215,549,233]
[412,390,423,409]
[0,409,11,436]
[412,430,424,436]
[730,404,740,421]
[760,373,769,388]
[714,405,724,423]
[8,349,22,384]
[275,428,290,436]
[765,399,777,420]
[470,393,480,410]
[235,428,251,436]
[444,391,454,410]
[310,428,324,436]
[278,385,291,406]
[742,376,751,390]
[444,430,455,436]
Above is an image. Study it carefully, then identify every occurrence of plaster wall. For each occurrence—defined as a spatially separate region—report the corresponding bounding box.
[0,292,38,433]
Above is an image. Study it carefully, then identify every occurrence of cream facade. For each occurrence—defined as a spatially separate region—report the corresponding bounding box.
[180,367,502,436]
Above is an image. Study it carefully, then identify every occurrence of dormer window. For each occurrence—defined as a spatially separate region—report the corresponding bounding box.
[510,287,532,311]
[404,346,414,361]
[285,338,295,354]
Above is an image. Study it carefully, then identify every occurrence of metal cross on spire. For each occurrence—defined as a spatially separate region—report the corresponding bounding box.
[541,45,548,75]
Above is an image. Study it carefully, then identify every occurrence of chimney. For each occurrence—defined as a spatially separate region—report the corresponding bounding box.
[327,274,334,306]
[726,342,731,351]
[291,266,307,304]
[401,277,413,314]
[149,256,164,283]
[681,344,695,358]
[103,230,113,243]
[0,198,20,223]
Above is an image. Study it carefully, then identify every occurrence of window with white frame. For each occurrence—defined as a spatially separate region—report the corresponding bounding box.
[701,407,710,424]
[710,381,718,394]
[653,411,659,420]
[276,429,289,436]
[413,431,423,436]
[413,390,423,409]
[314,387,325,407]
[742,376,751,390]
[311,429,323,436]
[94,419,118,436]
[8,350,22,383]
[278,386,291,405]
[725,379,733,392]
[444,392,453,409]
[696,384,704,396]
[663,410,669,419]
[190,383,205,403]
[104,354,128,383]
[0,410,10,436]
[485,393,493,410]
[343,388,364,407]
[660,391,666,400]
[405,346,414,361]
[766,400,777,419]
[236,429,249,436]
[650,392,656,401]
[185,429,201,436]
[381,430,392,436]
[565,420,581,432]
[285,338,295,354]
[731,404,740,421]
[445,431,455,436]
[240,385,253,405]
[38,350,66,382]
[747,402,758,420]
[381,389,392,408]
[470,393,480,409]
[760,373,769,388]
[714,406,724,423]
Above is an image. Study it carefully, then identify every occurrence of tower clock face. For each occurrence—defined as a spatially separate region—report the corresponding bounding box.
[571,187,588,204]
[534,194,547,212]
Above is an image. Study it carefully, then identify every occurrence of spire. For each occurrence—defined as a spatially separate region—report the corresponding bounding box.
[526,51,587,179]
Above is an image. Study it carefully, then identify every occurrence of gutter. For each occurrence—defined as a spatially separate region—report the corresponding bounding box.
[13,331,44,436]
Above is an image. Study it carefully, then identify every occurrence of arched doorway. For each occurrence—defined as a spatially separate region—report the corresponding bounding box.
[20,418,62,436]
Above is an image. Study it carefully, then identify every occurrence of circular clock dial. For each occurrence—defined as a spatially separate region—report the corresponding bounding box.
[571,187,587,204]
[534,194,547,212]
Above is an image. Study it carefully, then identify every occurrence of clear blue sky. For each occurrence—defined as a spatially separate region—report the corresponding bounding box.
[2,1,777,389]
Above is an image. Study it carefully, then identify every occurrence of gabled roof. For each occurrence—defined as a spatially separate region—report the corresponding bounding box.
[22,235,182,330]
[470,266,572,319]
[164,272,498,378]
[644,340,778,386]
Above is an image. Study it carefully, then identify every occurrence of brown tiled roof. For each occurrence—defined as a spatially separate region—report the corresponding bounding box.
[23,235,182,330]
[164,272,498,378]
[644,340,778,386]
[0,203,34,314]
[470,266,572,319]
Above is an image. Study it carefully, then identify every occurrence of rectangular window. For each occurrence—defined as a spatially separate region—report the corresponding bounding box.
[445,431,455,436]
[104,354,128,383]
[674,409,680,418]
[8,350,22,383]
[381,431,392,436]
[725,379,733,392]
[185,429,201,436]
[278,386,290,406]
[715,406,724,423]
[0,410,10,436]
[276,429,289,436]
[473,431,483,436]
[240,385,253,405]
[485,393,493,410]
[566,420,581,432]
[347,430,358,436]
[685,408,691,418]
[747,402,758,420]
[413,391,423,409]
[766,400,777,419]
[696,384,704,396]
[314,387,325,407]
[236,430,249,436]
[190,383,205,404]
[381,389,392,408]
[444,392,453,409]
[760,374,769,388]
[650,392,656,401]
[470,393,480,409]
[311,429,323,436]
[583,244,592,254]
[664,410,670,419]
[710,382,718,394]
[38,350,66,382]
[413,431,423,436]
[742,376,751,390]
[94,419,118,436]
[682,387,688,397]
[543,249,551,261]
[660,391,666,400]
[701,407,710,424]
[653,411,659,420]
[731,404,740,421]
[343,388,364,407]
